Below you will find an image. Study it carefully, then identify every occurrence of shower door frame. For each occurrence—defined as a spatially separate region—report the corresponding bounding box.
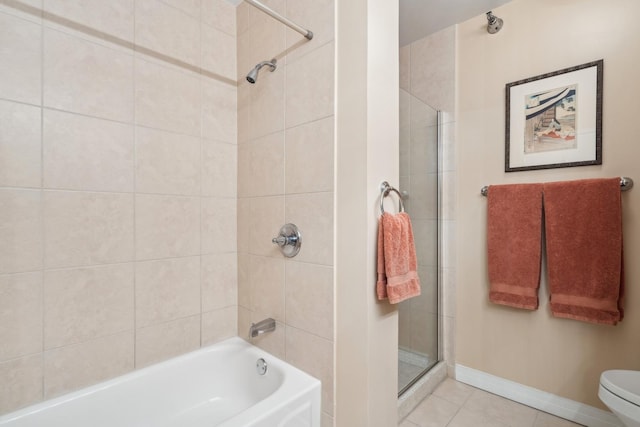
[397,109,443,397]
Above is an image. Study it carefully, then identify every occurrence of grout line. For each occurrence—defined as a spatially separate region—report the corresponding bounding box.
[132,0,138,369]
[198,4,204,350]
[39,3,45,401]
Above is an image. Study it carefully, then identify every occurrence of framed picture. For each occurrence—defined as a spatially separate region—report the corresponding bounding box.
[505,60,603,172]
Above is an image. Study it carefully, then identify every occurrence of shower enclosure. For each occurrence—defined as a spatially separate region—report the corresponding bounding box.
[398,89,441,395]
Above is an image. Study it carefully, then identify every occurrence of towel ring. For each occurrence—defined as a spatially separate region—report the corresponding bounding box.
[380,181,405,214]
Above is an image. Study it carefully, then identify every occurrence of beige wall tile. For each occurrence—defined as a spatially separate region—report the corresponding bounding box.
[237,293,251,327]
[412,219,437,268]
[0,100,41,188]
[202,79,237,144]
[409,26,455,113]
[161,0,200,17]
[284,192,333,266]
[43,109,134,192]
[0,272,42,362]
[201,0,236,36]
[135,127,201,196]
[285,117,334,194]
[247,0,285,65]
[442,220,455,269]
[202,139,237,198]
[43,264,134,349]
[398,299,411,348]
[0,0,42,23]
[202,306,237,345]
[201,197,237,254]
[44,191,134,269]
[202,24,236,81]
[135,256,201,328]
[0,13,41,105]
[248,255,284,321]
[284,0,334,63]
[285,261,333,340]
[0,354,43,414]
[0,189,42,274]
[400,44,410,91]
[321,413,333,427]
[202,253,237,311]
[43,0,135,43]
[285,326,333,416]
[43,29,134,122]
[237,144,250,196]
[135,315,200,368]
[442,171,456,221]
[135,194,200,260]
[408,173,438,220]
[239,132,284,197]
[247,64,285,140]
[44,331,134,399]
[247,0,284,28]
[285,42,334,128]
[248,196,284,257]
[237,252,250,308]
[442,120,456,173]
[237,31,252,87]
[237,198,251,254]
[135,58,201,137]
[237,82,250,144]
[135,0,200,67]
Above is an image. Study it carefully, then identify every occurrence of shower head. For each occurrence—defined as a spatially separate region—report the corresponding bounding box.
[486,11,503,34]
[246,59,277,84]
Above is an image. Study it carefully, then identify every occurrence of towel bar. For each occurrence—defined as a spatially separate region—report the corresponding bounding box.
[480,176,634,196]
[380,181,405,214]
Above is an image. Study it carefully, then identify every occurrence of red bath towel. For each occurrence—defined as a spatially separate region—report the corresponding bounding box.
[543,178,624,325]
[487,183,544,310]
[376,212,421,304]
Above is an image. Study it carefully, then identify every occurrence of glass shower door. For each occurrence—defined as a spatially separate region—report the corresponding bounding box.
[398,89,440,395]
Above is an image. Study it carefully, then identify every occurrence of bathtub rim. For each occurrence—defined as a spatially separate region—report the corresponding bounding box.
[0,336,321,425]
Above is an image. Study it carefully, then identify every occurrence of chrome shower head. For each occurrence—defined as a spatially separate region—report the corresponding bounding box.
[246,59,277,84]
[486,11,503,34]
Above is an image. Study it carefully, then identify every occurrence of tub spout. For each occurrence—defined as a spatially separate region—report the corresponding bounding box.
[249,318,276,338]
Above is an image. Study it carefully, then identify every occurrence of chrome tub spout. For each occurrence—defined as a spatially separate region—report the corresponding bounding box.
[249,318,276,338]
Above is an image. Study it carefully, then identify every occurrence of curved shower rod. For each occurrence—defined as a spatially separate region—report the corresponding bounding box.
[245,0,314,40]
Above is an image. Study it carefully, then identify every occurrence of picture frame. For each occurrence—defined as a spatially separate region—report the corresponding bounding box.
[505,60,603,172]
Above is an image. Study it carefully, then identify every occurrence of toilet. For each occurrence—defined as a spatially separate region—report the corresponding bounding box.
[599,370,640,427]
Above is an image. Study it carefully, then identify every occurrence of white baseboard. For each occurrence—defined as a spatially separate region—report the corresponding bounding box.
[455,364,623,427]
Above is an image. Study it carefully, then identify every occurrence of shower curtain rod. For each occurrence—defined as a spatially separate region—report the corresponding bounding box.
[245,0,314,40]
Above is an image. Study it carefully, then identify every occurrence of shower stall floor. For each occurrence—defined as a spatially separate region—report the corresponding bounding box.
[398,348,431,392]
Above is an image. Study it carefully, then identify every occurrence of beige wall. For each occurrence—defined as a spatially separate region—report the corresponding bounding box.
[235,0,335,425]
[335,0,400,425]
[0,0,238,414]
[456,0,640,408]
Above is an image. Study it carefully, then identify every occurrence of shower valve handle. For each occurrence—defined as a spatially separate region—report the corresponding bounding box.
[271,224,302,258]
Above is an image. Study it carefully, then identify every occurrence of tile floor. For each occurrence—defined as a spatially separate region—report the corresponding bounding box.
[401,379,584,427]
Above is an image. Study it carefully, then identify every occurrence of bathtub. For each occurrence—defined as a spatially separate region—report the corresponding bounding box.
[0,337,321,427]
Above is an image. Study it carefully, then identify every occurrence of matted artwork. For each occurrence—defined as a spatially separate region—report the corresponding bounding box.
[505,60,603,172]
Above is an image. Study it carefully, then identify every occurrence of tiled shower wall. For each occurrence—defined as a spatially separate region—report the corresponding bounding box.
[0,0,238,414]
[235,0,335,426]
[398,90,439,359]
[399,26,457,376]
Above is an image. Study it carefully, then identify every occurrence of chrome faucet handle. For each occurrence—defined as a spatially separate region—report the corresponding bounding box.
[271,224,301,258]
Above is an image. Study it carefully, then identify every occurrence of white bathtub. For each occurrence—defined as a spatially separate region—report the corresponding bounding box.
[0,337,321,427]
